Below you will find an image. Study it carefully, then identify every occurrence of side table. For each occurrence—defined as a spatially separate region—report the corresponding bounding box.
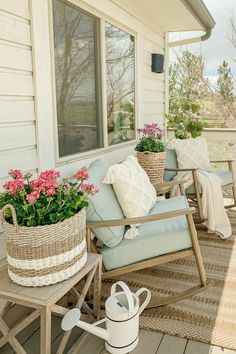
[153,179,186,196]
[0,252,102,354]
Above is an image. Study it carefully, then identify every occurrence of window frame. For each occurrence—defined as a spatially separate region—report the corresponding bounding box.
[49,0,139,164]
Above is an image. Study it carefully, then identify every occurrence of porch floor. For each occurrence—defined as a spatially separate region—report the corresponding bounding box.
[1,196,236,353]
[0,298,235,354]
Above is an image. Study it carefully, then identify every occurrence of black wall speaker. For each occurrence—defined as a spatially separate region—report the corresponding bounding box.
[151,53,164,73]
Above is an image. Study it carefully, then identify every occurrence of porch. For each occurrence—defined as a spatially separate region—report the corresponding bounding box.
[1,321,235,354]
[1,129,236,354]
[0,291,213,353]
[1,0,236,352]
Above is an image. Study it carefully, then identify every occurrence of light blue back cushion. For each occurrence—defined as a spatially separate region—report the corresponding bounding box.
[86,159,125,248]
[164,148,178,181]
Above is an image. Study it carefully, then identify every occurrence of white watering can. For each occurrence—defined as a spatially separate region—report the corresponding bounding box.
[61,281,151,354]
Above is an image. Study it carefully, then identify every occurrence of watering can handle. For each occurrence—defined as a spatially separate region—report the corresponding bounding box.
[135,288,151,315]
[111,281,135,317]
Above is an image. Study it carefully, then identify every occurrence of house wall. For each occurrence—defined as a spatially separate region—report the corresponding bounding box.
[0,0,37,255]
[142,29,165,127]
[0,0,166,258]
[0,0,38,186]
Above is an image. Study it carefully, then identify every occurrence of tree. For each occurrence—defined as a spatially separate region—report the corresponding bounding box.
[169,49,236,129]
[217,60,234,105]
[168,50,208,135]
[169,50,206,104]
[230,16,236,57]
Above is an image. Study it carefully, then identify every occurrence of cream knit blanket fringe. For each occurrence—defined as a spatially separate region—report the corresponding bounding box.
[172,170,232,239]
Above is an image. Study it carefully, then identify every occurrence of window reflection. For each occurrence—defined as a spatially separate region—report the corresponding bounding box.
[105,23,135,145]
[53,0,102,157]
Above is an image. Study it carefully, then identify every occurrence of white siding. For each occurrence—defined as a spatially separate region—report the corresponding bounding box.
[0,1,37,183]
[142,28,165,128]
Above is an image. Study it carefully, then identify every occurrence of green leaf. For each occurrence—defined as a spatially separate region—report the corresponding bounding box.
[191,103,200,113]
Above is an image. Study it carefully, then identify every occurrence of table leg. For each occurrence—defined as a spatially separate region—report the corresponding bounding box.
[57,266,97,354]
[0,317,27,354]
[1,302,14,318]
[93,258,102,319]
[40,306,51,354]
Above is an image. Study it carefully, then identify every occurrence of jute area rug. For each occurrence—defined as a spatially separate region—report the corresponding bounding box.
[102,209,236,350]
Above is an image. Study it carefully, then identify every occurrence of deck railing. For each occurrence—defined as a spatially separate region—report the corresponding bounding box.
[167,128,236,172]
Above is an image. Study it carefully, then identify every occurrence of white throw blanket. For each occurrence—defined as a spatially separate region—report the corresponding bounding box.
[172,170,232,239]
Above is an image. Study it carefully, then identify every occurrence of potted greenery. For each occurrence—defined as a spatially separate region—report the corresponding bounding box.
[0,168,98,287]
[135,123,166,185]
[166,99,205,139]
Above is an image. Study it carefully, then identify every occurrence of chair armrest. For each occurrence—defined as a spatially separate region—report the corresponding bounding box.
[86,207,195,229]
[165,167,198,172]
[210,160,234,163]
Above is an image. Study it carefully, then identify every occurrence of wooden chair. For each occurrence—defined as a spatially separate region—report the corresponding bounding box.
[85,158,208,309]
[164,148,236,223]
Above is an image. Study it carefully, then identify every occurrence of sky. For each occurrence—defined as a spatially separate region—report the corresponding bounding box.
[170,0,236,82]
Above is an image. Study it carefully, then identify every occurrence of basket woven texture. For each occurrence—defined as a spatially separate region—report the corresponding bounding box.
[0,204,87,287]
[137,151,166,185]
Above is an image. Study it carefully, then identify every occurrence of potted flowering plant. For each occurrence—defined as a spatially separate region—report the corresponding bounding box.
[135,123,166,184]
[0,168,98,287]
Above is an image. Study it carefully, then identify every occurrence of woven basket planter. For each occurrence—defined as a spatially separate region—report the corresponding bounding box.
[137,151,166,185]
[0,204,87,287]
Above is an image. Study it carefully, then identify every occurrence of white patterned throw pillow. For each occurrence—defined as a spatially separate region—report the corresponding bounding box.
[169,137,212,171]
[103,155,156,239]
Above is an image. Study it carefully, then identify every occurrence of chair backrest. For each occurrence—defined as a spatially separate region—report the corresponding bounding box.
[164,148,178,181]
[86,159,125,248]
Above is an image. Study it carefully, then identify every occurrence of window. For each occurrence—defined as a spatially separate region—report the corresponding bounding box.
[53,0,102,157]
[52,0,135,159]
[105,23,135,145]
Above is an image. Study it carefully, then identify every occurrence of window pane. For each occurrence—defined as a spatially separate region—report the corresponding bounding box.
[105,23,135,145]
[53,0,103,157]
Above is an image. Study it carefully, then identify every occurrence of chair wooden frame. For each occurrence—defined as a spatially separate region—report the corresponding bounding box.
[165,160,236,223]
[86,181,208,308]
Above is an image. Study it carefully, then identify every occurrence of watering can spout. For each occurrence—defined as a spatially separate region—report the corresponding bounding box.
[61,308,110,342]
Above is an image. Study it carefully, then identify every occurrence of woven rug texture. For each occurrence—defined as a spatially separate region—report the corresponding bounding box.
[101,209,236,350]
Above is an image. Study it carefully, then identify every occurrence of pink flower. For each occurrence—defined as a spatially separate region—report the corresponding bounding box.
[137,123,163,139]
[39,170,60,180]
[30,169,60,195]
[3,179,24,195]
[80,183,99,195]
[26,192,38,204]
[74,169,89,181]
[9,169,23,180]
[46,187,56,196]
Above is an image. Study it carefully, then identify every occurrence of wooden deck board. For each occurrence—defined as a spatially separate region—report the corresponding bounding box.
[100,330,163,354]
[184,340,233,354]
[74,332,104,353]
[1,307,236,354]
[132,330,163,354]
[156,334,187,354]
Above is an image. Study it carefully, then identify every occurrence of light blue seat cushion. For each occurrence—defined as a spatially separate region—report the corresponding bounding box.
[86,159,125,248]
[186,170,233,194]
[101,196,191,270]
[164,148,178,181]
